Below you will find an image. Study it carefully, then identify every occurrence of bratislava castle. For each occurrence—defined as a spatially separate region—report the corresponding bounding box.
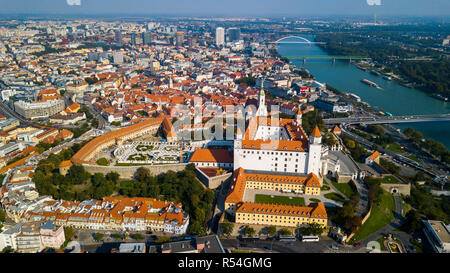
[234,85,323,179]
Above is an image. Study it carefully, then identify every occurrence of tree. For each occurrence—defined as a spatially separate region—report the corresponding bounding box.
[303,222,324,236]
[403,127,414,137]
[267,226,277,237]
[350,216,362,233]
[1,246,14,253]
[106,172,120,184]
[64,226,75,242]
[0,209,5,222]
[132,233,145,241]
[244,225,256,237]
[96,158,109,166]
[136,167,150,182]
[344,139,356,149]
[94,232,104,241]
[279,228,292,236]
[220,222,234,237]
[403,210,422,233]
[155,236,170,244]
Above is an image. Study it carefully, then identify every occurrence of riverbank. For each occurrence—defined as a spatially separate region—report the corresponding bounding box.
[313,34,449,102]
[275,36,450,149]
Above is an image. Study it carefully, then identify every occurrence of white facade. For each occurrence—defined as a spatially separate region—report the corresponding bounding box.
[234,146,309,174]
[307,135,322,175]
[216,27,225,47]
[233,121,322,176]
[0,225,21,251]
[255,89,268,117]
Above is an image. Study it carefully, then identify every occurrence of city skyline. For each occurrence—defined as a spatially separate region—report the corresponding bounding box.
[0,0,448,16]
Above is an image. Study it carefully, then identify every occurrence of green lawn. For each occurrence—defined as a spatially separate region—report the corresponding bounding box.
[324,192,346,203]
[330,180,358,198]
[309,198,321,203]
[387,143,404,153]
[406,154,420,163]
[349,190,395,243]
[377,175,400,184]
[255,194,305,206]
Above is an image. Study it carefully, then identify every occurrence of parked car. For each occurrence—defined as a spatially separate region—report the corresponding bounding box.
[353,242,361,248]
[264,246,272,251]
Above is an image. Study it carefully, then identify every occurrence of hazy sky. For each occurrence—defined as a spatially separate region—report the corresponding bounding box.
[0,0,448,16]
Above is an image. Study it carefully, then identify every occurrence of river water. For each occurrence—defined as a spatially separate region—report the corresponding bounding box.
[277,35,450,149]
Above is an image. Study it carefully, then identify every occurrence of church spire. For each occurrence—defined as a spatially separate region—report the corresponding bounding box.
[256,78,267,117]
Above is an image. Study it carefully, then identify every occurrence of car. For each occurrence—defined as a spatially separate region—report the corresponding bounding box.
[286,242,294,246]
[331,245,339,250]
[353,242,361,248]
[264,246,272,251]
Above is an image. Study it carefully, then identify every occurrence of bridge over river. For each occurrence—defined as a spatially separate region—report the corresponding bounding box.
[324,114,450,125]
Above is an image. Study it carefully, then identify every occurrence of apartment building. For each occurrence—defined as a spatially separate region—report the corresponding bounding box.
[14,99,65,119]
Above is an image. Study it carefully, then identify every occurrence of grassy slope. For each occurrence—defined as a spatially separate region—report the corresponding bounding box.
[350,190,395,243]
[255,194,305,206]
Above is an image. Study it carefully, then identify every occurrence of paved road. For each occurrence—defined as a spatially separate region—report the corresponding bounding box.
[354,194,413,251]
[324,114,450,125]
[341,126,438,178]
[221,236,342,253]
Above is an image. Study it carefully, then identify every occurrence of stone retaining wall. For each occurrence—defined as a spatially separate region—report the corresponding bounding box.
[380,183,410,196]
[195,167,233,189]
[82,163,188,179]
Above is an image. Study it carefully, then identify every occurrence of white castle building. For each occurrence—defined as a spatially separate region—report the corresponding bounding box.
[233,86,324,181]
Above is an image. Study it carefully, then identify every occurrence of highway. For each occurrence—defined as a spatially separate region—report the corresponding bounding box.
[340,125,439,178]
[324,114,450,125]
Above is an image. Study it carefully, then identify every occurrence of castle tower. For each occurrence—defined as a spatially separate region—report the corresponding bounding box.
[296,108,303,125]
[236,127,243,140]
[307,126,322,176]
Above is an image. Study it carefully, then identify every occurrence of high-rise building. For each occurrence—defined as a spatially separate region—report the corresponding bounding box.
[142,32,151,45]
[188,36,196,48]
[130,33,136,46]
[114,30,123,44]
[113,51,123,64]
[228,28,241,42]
[216,27,225,47]
[175,31,184,47]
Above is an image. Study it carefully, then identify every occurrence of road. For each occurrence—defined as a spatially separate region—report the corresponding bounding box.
[354,194,414,252]
[87,103,107,130]
[324,114,450,125]
[220,236,348,253]
[340,125,439,178]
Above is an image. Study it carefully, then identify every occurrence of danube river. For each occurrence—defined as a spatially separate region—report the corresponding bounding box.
[277,35,450,149]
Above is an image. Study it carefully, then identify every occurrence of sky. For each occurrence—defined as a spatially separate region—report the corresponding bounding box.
[0,0,448,16]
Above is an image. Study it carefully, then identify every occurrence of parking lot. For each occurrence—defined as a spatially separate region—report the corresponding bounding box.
[220,236,366,253]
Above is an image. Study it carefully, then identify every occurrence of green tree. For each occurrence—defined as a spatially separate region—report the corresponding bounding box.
[64,226,75,242]
[155,236,170,244]
[94,232,104,241]
[136,167,150,182]
[1,246,14,253]
[279,228,292,236]
[244,225,256,237]
[344,139,356,149]
[403,210,422,233]
[220,222,234,237]
[132,233,145,241]
[0,209,5,222]
[96,158,109,166]
[267,226,277,237]
[304,222,324,236]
